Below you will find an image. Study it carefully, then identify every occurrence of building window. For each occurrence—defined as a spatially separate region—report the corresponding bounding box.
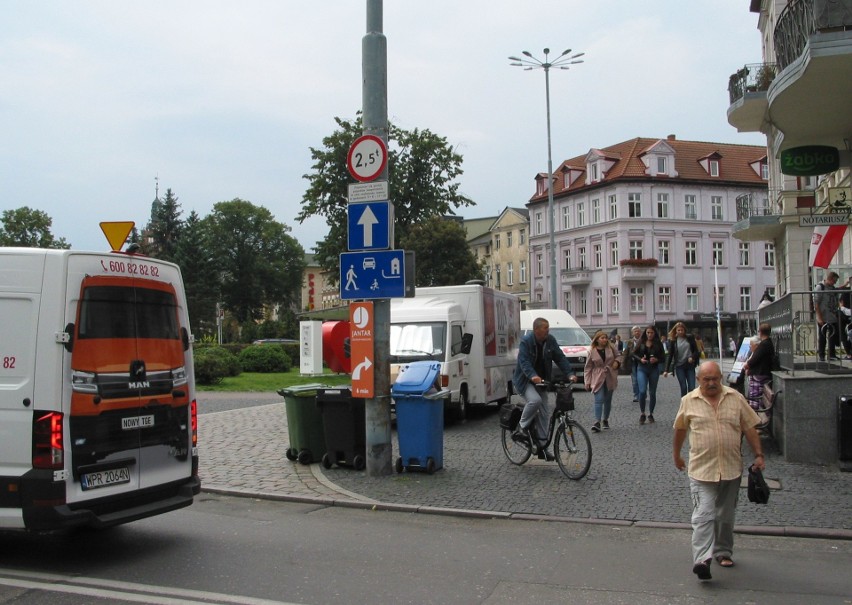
[565,291,572,315]
[536,212,543,235]
[609,241,619,267]
[495,234,501,250]
[629,240,643,260]
[611,287,620,313]
[657,193,669,218]
[685,241,697,266]
[686,286,699,312]
[628,193,641,217]
[594,288,603,314]
[764,243,775,267]
[591,163,599,181]
[630,287,645,312]
[520,260,527,283]
[578,247,587,269]
[562,206,571,230]
[519,229,526,245]
[564,249,572,271]
[711,196,723,220]
[657,240,670,265]
[495,265,502,288]
[593,244,602,269]
[657,156,667,174]
[536,253,543,276]
[577,202,586,227]
[684,194,697,220]
[579,289,587,315]
[712,241,724,266]
[507,262,514,285]
[715,286,725,311]
[592,198,601,223]
[507,231,513,247]
[608,194,617,220]
[739,242,751,266]
[740,286,752,311]
[761,162,769,180]
[658,286,671,312]
[766,286,776,300]
[710,159,720,177]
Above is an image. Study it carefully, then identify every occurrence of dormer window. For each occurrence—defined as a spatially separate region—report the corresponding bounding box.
[710,159,720,177]
[657,156,667,174]
[591,163,599,181]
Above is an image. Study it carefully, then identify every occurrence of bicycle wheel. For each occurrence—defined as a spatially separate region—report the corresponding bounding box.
[501,427,532,465]
[554,419,592,480]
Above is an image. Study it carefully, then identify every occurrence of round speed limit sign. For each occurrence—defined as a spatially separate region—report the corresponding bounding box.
[347,135,387,182]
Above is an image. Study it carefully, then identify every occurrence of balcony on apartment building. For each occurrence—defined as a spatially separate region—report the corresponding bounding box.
[727,62,776,133]
[728,0,852,153]
[732,191,785,241]
[561,268,593,286]
[619,259,657,282]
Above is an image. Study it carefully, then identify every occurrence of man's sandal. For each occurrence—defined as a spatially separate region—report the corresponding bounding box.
[715,555,735,568]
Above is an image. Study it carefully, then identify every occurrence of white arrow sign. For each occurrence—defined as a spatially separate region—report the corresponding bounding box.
[357,205,379,247]
[352,357,373,380]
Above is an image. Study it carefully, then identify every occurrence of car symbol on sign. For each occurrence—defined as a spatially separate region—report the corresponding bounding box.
[362,257,376,270]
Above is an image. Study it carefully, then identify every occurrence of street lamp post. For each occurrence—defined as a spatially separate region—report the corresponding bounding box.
[510,48,584,307]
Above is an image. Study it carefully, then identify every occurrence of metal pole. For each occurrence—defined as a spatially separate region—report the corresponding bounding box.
[544,61,557,307]
[362,0,392,476]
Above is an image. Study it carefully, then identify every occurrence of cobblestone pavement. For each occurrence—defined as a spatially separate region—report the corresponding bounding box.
[197,361,852,538]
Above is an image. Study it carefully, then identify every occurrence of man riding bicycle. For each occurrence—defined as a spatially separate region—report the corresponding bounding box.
[513,317,578,460]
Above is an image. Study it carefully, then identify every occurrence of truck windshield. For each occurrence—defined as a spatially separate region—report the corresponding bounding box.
[547,327,591,347]
[390,323,446,359]
[78,286,180,340]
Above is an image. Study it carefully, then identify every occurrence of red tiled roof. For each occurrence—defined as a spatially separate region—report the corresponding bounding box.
[529,136,767,202]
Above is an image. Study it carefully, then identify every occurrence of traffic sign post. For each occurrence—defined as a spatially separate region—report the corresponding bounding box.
[349,302,375,398]
[347,201,393,251]
[339,250,406,300]
[347,134,388,182]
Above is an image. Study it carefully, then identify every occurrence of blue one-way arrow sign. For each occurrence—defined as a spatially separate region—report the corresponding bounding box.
[348,201,393,251]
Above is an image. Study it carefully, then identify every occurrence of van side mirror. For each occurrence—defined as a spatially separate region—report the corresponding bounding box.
[461,333,473,355]
[63,323,74,353]
[181,327,190,351]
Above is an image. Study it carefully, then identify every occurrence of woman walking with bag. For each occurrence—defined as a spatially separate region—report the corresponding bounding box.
[664,322,700,397]
[584,331,622,433]
[632,325,665,424]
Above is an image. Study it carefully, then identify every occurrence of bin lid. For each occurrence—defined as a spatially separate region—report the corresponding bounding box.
[277,383,327,398]
[392,361,441,395]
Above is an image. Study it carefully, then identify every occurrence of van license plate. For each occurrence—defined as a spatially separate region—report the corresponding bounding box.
[122,415,155,430]
[81,467,131,490]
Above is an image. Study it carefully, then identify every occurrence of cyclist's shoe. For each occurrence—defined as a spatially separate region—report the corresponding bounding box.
[537,449,555,461]
[511,427,530,445]
[591,421,601,433]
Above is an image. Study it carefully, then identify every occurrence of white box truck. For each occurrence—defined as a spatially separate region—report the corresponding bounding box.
[0,248,200,531]
[390,283,520,420]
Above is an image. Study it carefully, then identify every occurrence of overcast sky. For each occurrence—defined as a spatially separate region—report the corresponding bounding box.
[1,1,766,253]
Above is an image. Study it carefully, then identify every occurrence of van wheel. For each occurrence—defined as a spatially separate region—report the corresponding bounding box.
[454,390,469,422]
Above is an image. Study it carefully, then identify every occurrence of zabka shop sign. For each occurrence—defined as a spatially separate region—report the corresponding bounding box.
[780,145,839,176]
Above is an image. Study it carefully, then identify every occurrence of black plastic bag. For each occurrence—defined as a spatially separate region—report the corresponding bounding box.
[747,465,770,504]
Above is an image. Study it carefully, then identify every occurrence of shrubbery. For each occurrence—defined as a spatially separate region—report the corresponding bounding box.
[193,346,242,385]
[238,345,292,373]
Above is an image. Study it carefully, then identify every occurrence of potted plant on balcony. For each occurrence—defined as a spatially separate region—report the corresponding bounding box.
[619,258,659,267]
[756,64,775,91]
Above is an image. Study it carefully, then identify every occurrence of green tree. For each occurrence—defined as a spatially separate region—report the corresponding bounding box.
[173,210,220,336]
[297,116,473,282]
[399,216,483,286]
[203,199,305,323]
[0,207,70,248]
[143,188,183,261]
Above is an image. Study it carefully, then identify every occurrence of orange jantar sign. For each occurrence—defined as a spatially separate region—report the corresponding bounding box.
[349,302,375,398]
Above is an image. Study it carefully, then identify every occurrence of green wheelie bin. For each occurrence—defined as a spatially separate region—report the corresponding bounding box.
[277,384,328,465]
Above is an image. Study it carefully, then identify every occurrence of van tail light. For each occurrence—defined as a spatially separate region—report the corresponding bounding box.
[190,399,198,447]
[33,411,64,470]
[441,374,449,387]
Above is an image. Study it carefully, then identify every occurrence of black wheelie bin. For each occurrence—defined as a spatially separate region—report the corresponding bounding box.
[316,386,366,470]
[277,384,328,465]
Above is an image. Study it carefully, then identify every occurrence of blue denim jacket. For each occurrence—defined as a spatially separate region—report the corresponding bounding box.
[513,331,574,394]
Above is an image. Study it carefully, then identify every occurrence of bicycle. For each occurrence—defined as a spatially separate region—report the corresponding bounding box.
[500,381,592,480]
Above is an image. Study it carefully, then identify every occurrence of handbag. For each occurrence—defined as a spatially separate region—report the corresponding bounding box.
[747,465,770,504]
[555,385,575,412]
[498,403,523,430]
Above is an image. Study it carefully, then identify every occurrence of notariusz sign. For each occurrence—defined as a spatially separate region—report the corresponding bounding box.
[780,145,839,176]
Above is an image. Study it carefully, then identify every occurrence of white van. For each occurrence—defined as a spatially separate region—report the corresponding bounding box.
[520,309,592,378]
[0,248,200,531]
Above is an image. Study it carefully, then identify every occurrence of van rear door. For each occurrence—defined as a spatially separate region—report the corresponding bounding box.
[66,271,191,502]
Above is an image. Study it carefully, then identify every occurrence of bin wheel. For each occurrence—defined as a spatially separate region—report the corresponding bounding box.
[285,448,297,462]
[297,449,312,465]
[394,456,404,473]
[426,457,436,474]
[321,453,332,469]
[353,455,366,471]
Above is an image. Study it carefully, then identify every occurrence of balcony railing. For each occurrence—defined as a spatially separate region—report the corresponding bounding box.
[561,268,592,285]
[775,0,852,71]
[728,62,778,105]
[736,192,780,221]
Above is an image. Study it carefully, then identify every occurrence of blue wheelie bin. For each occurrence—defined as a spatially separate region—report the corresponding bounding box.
[392,361,449,474]
[277,384,327,465]
[316,387,366,470]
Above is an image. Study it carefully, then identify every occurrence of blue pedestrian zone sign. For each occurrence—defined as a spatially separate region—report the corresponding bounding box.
[340,250,406,300]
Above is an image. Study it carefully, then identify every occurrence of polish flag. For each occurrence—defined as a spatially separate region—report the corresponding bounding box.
[810,224,848,268]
